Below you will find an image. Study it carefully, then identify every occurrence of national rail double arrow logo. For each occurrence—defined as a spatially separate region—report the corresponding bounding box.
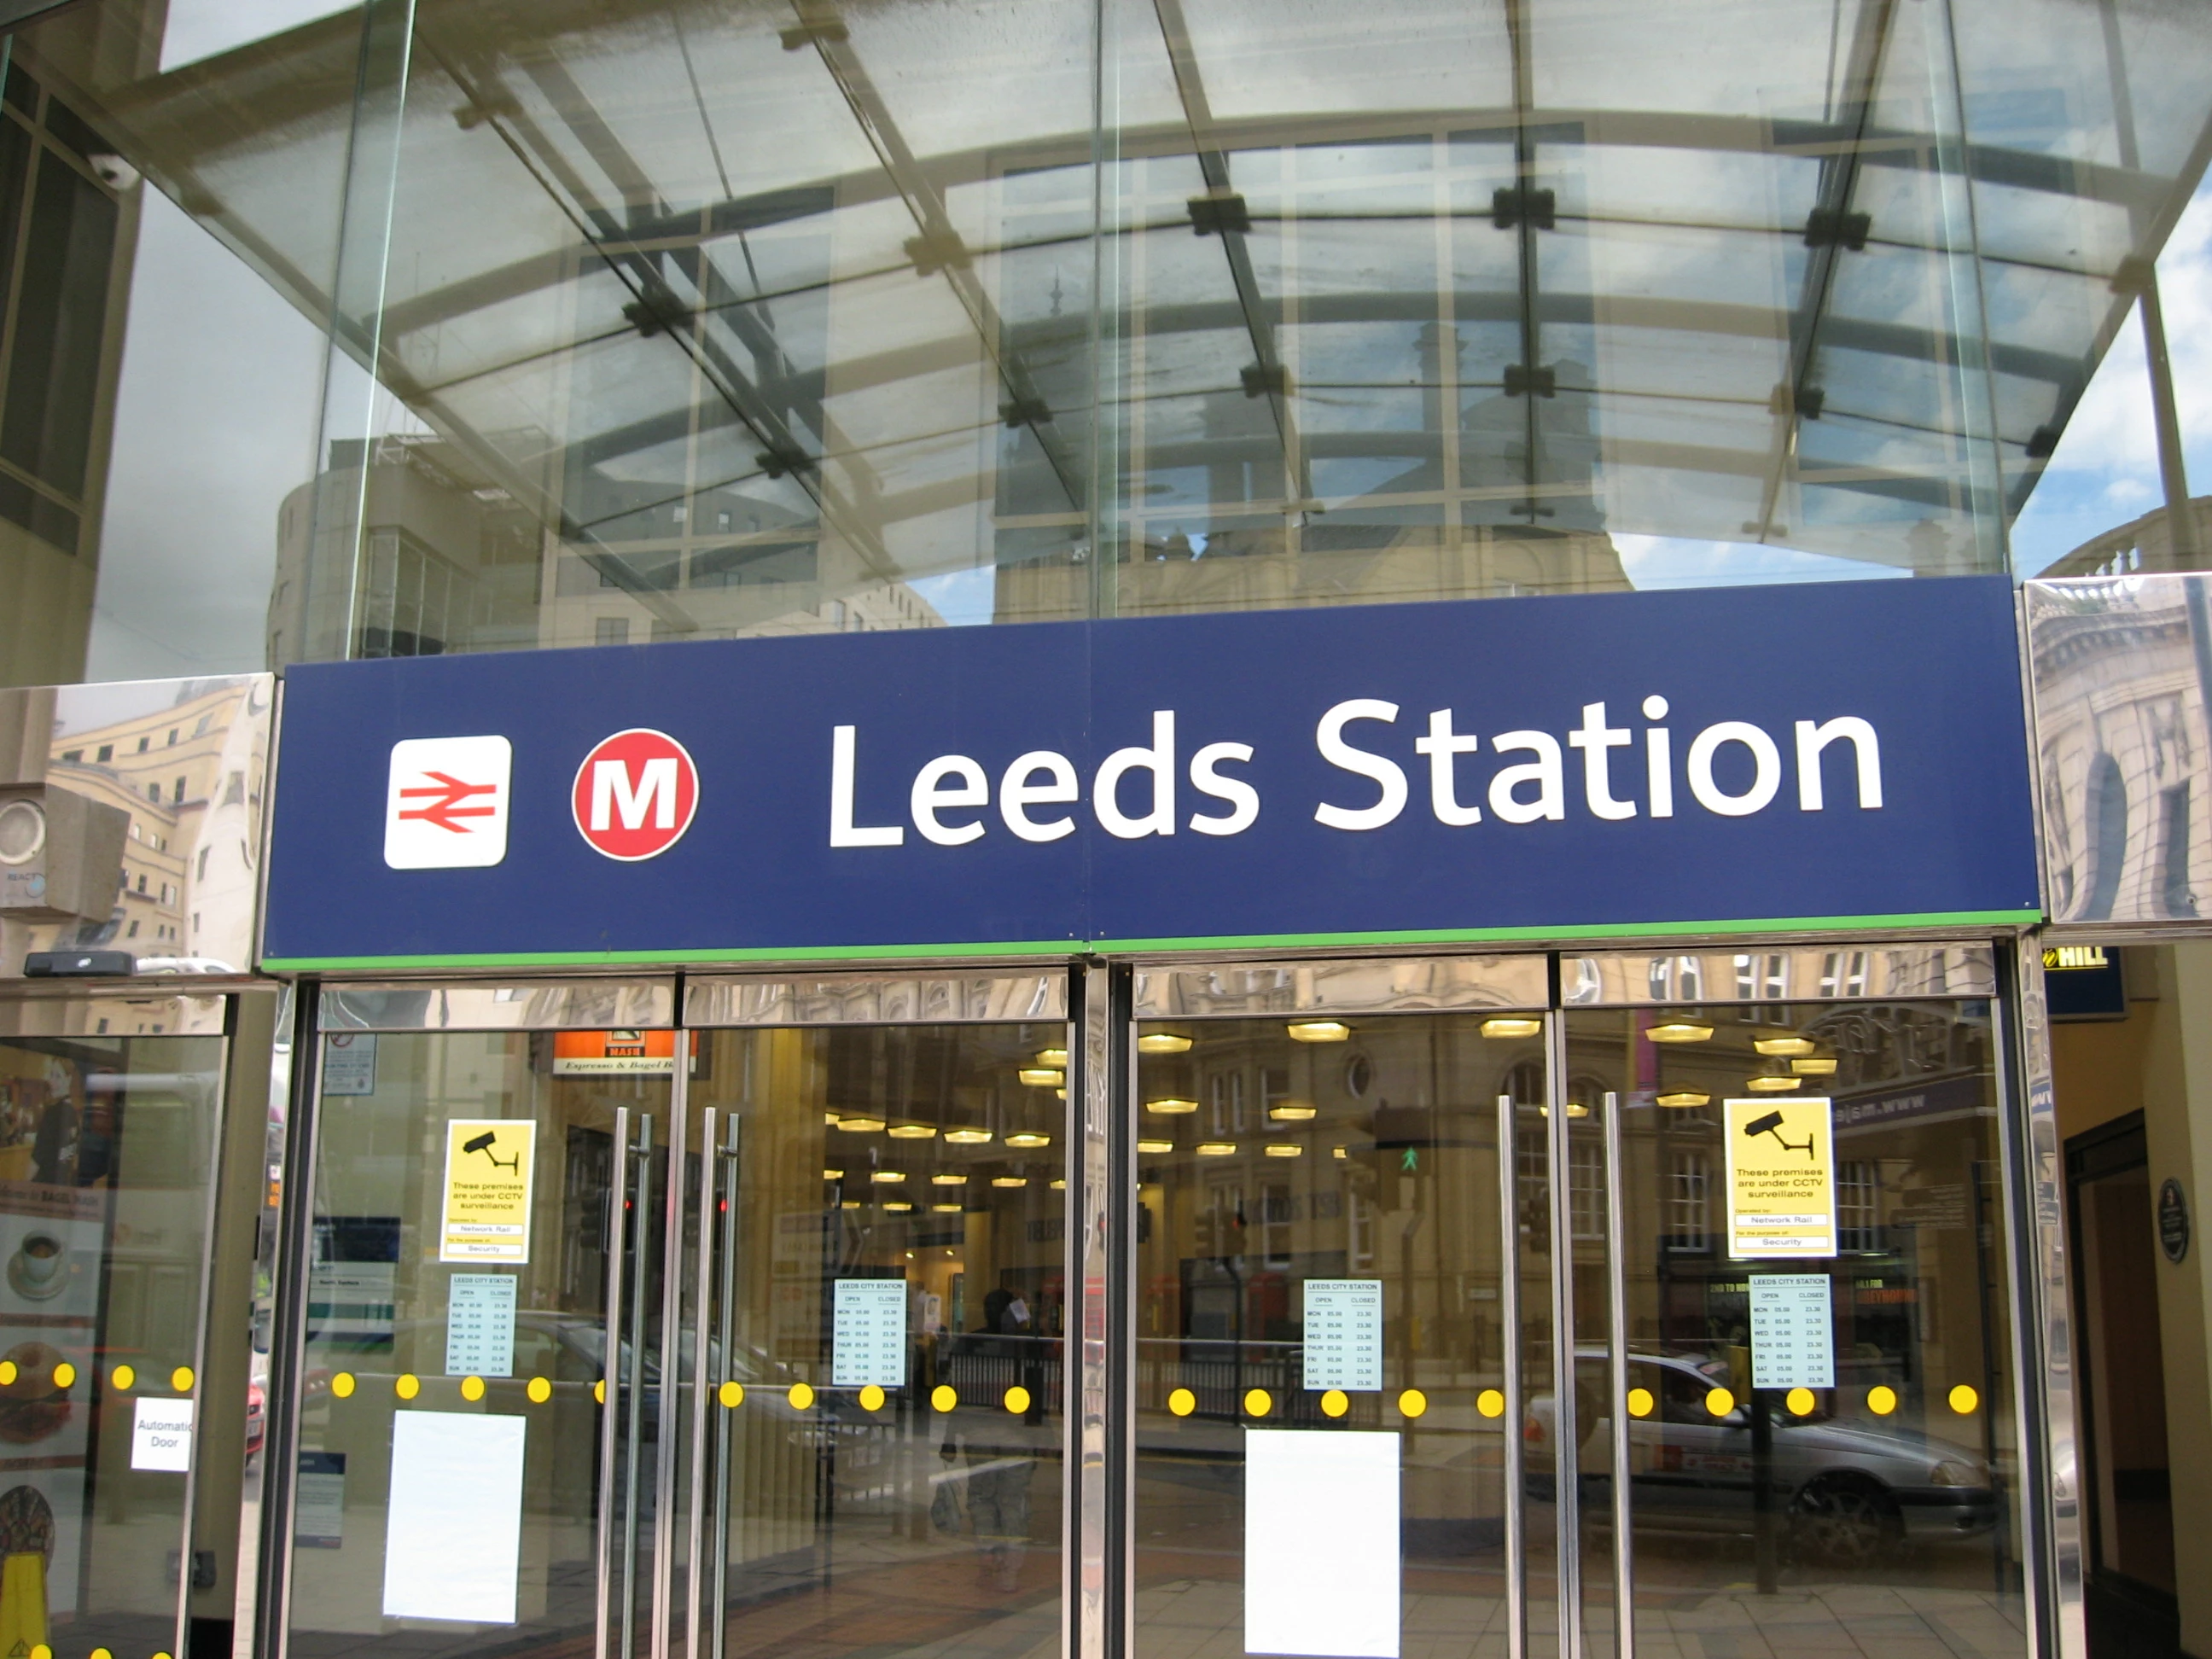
[383,736,513,870]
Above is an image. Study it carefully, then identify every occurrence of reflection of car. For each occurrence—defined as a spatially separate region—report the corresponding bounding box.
[1528,1351,1996,1569]
[245,1381,265,1457]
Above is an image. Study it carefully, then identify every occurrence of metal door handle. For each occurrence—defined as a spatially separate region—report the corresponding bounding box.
[595,1108,632,1659]
[685,1109,718,1659]
[1498,1093,1524,1659]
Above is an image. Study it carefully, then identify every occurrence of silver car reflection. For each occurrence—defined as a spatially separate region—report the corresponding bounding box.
[1528,1351,1998,1569]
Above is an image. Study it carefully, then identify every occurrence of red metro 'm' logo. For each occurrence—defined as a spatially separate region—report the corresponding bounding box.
[572,729,700,861]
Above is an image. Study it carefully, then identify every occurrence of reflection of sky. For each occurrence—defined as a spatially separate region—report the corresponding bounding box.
[86,190,325,681]
[2011,171,2212,575]
[159,0,351,73]
[1615,536,1908,591]
[911,567,996,627]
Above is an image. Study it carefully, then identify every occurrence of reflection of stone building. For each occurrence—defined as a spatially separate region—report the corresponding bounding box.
[2045,496,2212,579]
[266,435,943,666]
[33,678,268,975]
[2026,582,2209,924]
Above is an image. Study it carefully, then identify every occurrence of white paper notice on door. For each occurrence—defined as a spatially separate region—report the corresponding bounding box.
[1245,1430,1400,1658]
[1301,1279,1382,1391]
[445,1272,518,1377]
[831,1278,907,1388]
[1749,1274,1836,1388]
[382,1411,526,1623]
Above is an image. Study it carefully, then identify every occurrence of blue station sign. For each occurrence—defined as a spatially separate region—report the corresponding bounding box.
[260,577,2041,970]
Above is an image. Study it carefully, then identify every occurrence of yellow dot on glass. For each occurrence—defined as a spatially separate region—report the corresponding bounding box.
[110,1365,134,1392]
[1704,1386,1735,1417]
[52,1363,74,1390]
[396,1373,420,1400]
[461,1376,486,1402]
[719,1381,744,1409]
[154,1651,173,1659]
[1786,1388,1816,1417]
[1626,1388,1653,1418]
[172,1366,195,1393]
[1320,1389,1349,1418]
[90,1650,110,1659]
[528,1377,552,1404]
[789,1382,815,1411]
[331,1372,355,1400]
[0,1361,16,1385]
[932,1384,957,1412]
[1398,1388,1428,1420]
[1867,1384,1898,1416]
[1167,1387,1196,1417]
[1479,1388,1506,1418]
[1243,1388,1272,1418]
[859,1384,886,1412]
[1949,1383,1980,1415]
[30,1644,49,1659]
[1005,1385,1032,1415]
[594,1378,606,1405]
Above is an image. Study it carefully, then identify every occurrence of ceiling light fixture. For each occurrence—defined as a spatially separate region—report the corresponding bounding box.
[992,1176,1027,1188]
[1137,1033,1193,1054]
[931,1173,967,1185]
[835,1116,885,1132]
[1791,1057,1837,1075]
[1268,1103,1317,1121]
[1034,1047,1069,1067]
[1754,1036,1817,1057]
[944,1127,993,1145]
[1264,1144,1302,1158]
[1644,1021,1714,1044]
[1137,1138,1173,1154]
[1018,1068,1063,1088]
[1147,1097,1198,1115]
[1655,1090,1709,1109]
[888,1123,937,1139]
[1005,1132,1051,1149]
[1481,1016,1543,1039]
[1286,1020,1351,1043]
[1196,1142,1237,1156]
[1745,1075,1802,1092]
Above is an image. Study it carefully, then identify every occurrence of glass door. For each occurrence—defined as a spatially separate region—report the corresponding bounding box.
[676,975,1074,1659]
[1125,958,1558,1659]
[1559,947,2034,1659]
[283,983,679,1659]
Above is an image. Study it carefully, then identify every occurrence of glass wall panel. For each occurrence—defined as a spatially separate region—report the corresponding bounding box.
[0,1004,228,1659]
[0,1,359,686]
[1563,995,2027,1659]
[687,1022,1068,1659]
[1130,1011,1550,1659]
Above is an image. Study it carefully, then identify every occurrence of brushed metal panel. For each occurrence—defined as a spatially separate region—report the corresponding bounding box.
[321,978,676,1030]
[684,971,1068,1026]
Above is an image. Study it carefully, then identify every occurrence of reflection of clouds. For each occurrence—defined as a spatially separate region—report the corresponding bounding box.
[2011,171,2212,575]
[1615,534,1910,591]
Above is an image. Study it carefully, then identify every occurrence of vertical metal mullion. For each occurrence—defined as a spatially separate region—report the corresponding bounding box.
[686,1108,719,1659]
[651,1066,691,1659]
[597,1108,633,1659]
[1998,940,2085,1659]
[1073,958,1121,1659]
[1497,1092,1524,1659]
[254,981,323,1659]
[620,1115,655,1659]
[1544,1009,1581,1659]
[1601,1092,1633,1659]
[172,997,242,1659]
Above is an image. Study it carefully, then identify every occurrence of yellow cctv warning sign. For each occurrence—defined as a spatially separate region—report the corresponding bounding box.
[440,1120,537,1264]
[1724,1097,1835,1259]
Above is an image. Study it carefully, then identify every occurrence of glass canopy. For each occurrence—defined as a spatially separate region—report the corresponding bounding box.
[15,0,2212,656]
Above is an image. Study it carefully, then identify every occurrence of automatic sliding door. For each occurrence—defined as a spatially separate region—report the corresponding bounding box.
[1127,959,1554,1659]
[678,981,1074,1659]
[1561,952,2031,1659]
[283,990,676,1659]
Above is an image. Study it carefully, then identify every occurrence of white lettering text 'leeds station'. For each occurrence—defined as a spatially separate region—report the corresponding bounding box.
[828,700,1882,849]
